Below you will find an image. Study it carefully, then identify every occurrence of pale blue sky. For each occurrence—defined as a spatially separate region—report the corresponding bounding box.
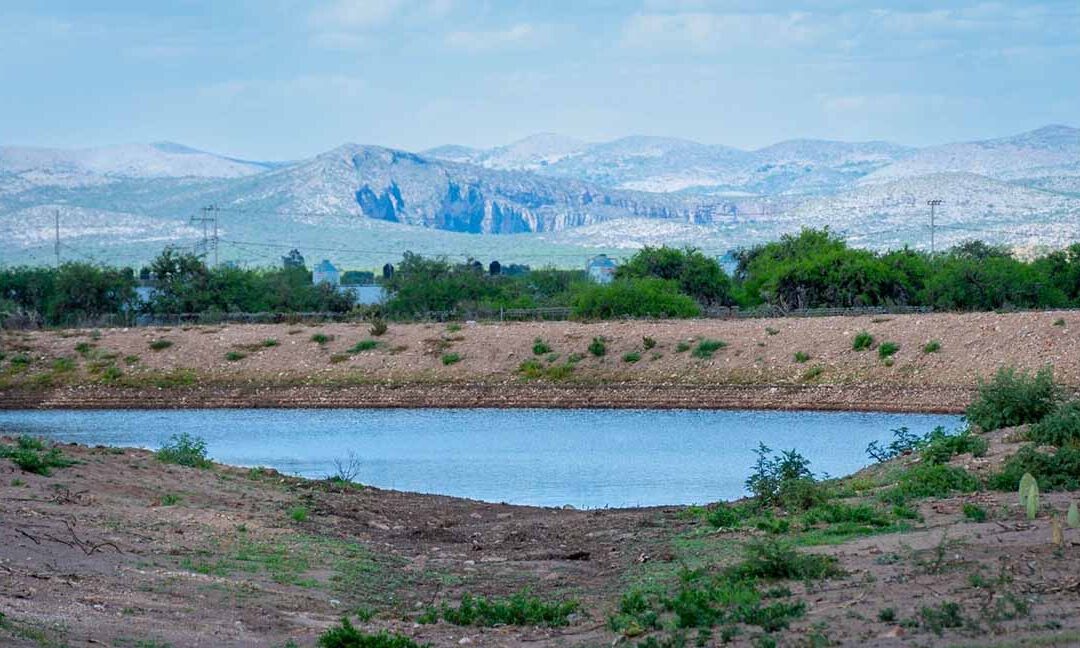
[3,1,1078,160]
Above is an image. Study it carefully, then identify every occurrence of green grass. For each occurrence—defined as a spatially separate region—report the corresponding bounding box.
[225,351,247,362]
[318,619,431,648]
[852,330,874,351]
[967,366,1059,432]
[793,351,810,363]
[51,357,76,372]
[923,340,942,353]
[878,341,899,359]
[289,506,310,523]
[675,341,691,353]
[155,433,212,468]
[348,339,379,353]
[148,339,173,351]
[622,351,641,363]
[588,337,606,357]
[532,338,552,355]
[0,436,75,476]
[880,464,980,504]
[160,493,182,506]
[802,365,825,381]
[123,354,140,365]
[311,333,333,345]
[438,592,580,627]
[518,359,575,381]
[446,323,462,333]
[74,341,95,355]
[962,503,988,522]
[261,338,280,347]
[692,338,727,359]
[441,352,461,366]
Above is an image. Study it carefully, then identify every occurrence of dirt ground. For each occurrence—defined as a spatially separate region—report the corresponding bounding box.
[3,432,1080,647]
[2,311,1079,411]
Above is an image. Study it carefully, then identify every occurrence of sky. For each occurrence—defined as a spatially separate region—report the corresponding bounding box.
[2,0,1078,160]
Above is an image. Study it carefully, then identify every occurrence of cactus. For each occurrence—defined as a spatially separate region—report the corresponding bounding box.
[1019,473,1037,506]
[1025,480,1040,520]
[1068,502,1080,529]
[1052,516,1064,546]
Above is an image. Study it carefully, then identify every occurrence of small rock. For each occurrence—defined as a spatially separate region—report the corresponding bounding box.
[459,637,472,645]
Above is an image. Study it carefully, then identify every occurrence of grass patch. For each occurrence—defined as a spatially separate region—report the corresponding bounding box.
[318,619,430,648]
[0,436,75,476]
[962,503,988,522]
[437,592,579,627]
[923,340,942,353]
[793,351,810,363]
[878,341,899,359]
[802,365,824,381]
[692,339,727,359]
[289,506,310,523]
[532,338,552,355]
[123,354,140,365]
[440,352,461,366]
[622,351,641,363]
[225,351,246,362]
[348,339,379,353]
[728,538,842,581]
[148,339,173,351]
[852,330,874,351]
[880,464,980,504]
[675,340,691,353]
[159,493,182,506]
[588,337,606,357]
[518,359,575,381]
[989,444,1080,491]
[261,338,280,347]
[51,357,75,372]
[311,333,333,345]
[155,433,212,468]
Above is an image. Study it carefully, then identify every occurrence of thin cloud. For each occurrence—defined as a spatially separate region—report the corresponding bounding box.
[444,23,538,52]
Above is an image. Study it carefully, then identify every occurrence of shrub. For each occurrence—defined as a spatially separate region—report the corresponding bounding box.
[101,365,122,382]
[74,342,94,355]
[225,351,246,362]
[532,338,552,355]
[155,433,212,468]
[440,592,579,627]
[289,506,309,522]
[866,426,929,463]
[675,341,691,353]
[0,437,74,476]
[923,340,942,353]
[877,341,899,359]
[329,353,349,364]
[706,504,743,529]
[261,338,280,347]
[622,351,641,363]
[766,327,780,336]
[1028,400,1080,447]
[311,333,333,345]
[878,608,896,623]
[919,601,965,636]
[149,339,173,351]
[920,428,989,464]
[446,323,462,333]
[348,339,379,353]
[693,339,727,359]
[369,319,388,336]
[123,354,140,365]
[966,366,1059,431]
[880,464,980,504]
[441,352,461,366]
[962,503,987,522]
[52,357,75,372]
[588,337,606,357]
[642,336,657,350]
[571,278,701,319]
[745,444,824,511]
[989,444,1080,492]
[728,539,841,581]
[317,618,430,648]
[852,331,874,351]
[518,359,574,381]
[160,493,182,506]
[793,351,810,363]
[801,365,824,381]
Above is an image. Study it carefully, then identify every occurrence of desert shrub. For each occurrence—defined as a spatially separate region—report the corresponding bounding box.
[923,340,942,353]
[311,333,333,345]
[571,278,700,319]
[675,341,691,353]
[793,351,810,363]
[348,339,379,353]
[518,359,574,381]
[289,506,309,522]
[966,366,1059,431]
[261,338,279,347]
[1028,400,1080,447]
[0,437,74,476]
[880,464,980,504]
[746,444,825,511]
[440,592,579,627]
[962,503,987,522]
[318,618,430,648]
[532,338,552,355]
[622,351,641,363]
[155,433,212,468]
[988,444,1080,492]
[225,351,246,362]
[642,336,657,350]
[919,601,965,636]
[920,428,989,464]
[728,539,842,581]
[877,341,899,359]
[693,339,727,359]
[369,319,388,336]
[441,352,461,366]
[149,339,173,351]
[852,331,874,351]
[588,337,606,357]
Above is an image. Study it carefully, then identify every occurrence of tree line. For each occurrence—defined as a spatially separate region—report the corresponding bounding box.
[2,229,1080,326]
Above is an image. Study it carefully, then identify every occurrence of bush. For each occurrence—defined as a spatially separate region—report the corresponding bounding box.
[793,351,810,363]
[675,341,691,353]
[52,357,75,372]
[642,336,657,350]
[440,592,580,627]
[289,506,309,522]
[989,444,1080,492]
[622,351,641,363]
[261,338,279,347]
[706,504,743,529]
[1028,400,1080,447]
[878,341,899,359]
[369,319,388,336]
[155,433,212,468]
[532,338,552,355]
[518,359,574,381]
[962,503,987,522]
[0,437,74,476]
[318,619,430,648]
[571,278,700,319]
[441,352,461,366]
[852,331,874,351]
[966,366,1059,431]
[881,464,980,504]
[692,339,727,359]
[311,333,333,345]
[923,340,942,353]
[866,427,925,463]
[225,351,246,362]
[149,339,173,351]
[728,539,842,581]
[920,428,989,464]
[348,339,379,353]
[588,337,606,357]
[745,444,825,511]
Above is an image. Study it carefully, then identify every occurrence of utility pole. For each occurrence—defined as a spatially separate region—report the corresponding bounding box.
[190,206,219,265]
[54,209,60,267]
[927,199,943,255]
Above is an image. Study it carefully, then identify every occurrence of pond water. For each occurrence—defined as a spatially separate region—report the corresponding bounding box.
[0,408,962,508]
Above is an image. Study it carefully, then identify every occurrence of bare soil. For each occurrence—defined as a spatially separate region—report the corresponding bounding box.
[2,311,1079,412]
[3,434,1080,647]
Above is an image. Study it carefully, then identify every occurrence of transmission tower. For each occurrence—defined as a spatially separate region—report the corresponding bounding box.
[190,206,219,265]
[926,199,944,255]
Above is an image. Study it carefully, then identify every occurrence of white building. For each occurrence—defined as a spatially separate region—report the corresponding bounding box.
[312,259,340,286]
[585,254,617,284]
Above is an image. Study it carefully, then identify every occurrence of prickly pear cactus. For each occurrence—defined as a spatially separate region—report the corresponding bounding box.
[1019,473,1037,506]
[1068,502,1080,529]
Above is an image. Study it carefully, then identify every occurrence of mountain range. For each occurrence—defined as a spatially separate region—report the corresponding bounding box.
[1,125,1078,268]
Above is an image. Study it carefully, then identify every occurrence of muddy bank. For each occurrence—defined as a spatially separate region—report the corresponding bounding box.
[0,381,975,413]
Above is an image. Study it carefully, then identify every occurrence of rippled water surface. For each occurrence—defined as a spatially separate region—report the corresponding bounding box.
[0,408,962,507]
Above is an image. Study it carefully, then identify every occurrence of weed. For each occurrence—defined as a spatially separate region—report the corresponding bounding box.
[532,338,552,355]
[0,437,74,476]
[317,618,430,648]
[802,365,824,381]
[643,336,657,350]
[148,339,173,351]
[878,608,896,623]
[880,464,980,504]
[920,428,988,464]
[962,503,987,522]
[439,592,579,627]
[622,351,641,363]
[160,493,182,506]
[225,351,246,362]
[518,359,574,381]
[446,323,462,333]
[966,366,1059,431]
[675,341,691,353]
[852,331,874,351]
[766,327,780,336]
[1028,400,1080,447]
[101,365,122,382]
[289,506,310,523]
[746,444,824,511]
[262,338,280,347]
[990,444,1080,491]
[347,339,379,354]
[369,319,388,336]
[330,353,349,364]
[123,354,140,365]
[919,601,965,636]
[1053,318,1066,326]
[311,333,333,345]
[693,339,727,359]
[588,337,607,357]
[878,341,899,359]
[923,340,942,353]
[441,352,461,366]
[793,351,810,363]
[155,433,212,468]
[74,342,94,355]
[51,357,75,372]
[728,539,842,581]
